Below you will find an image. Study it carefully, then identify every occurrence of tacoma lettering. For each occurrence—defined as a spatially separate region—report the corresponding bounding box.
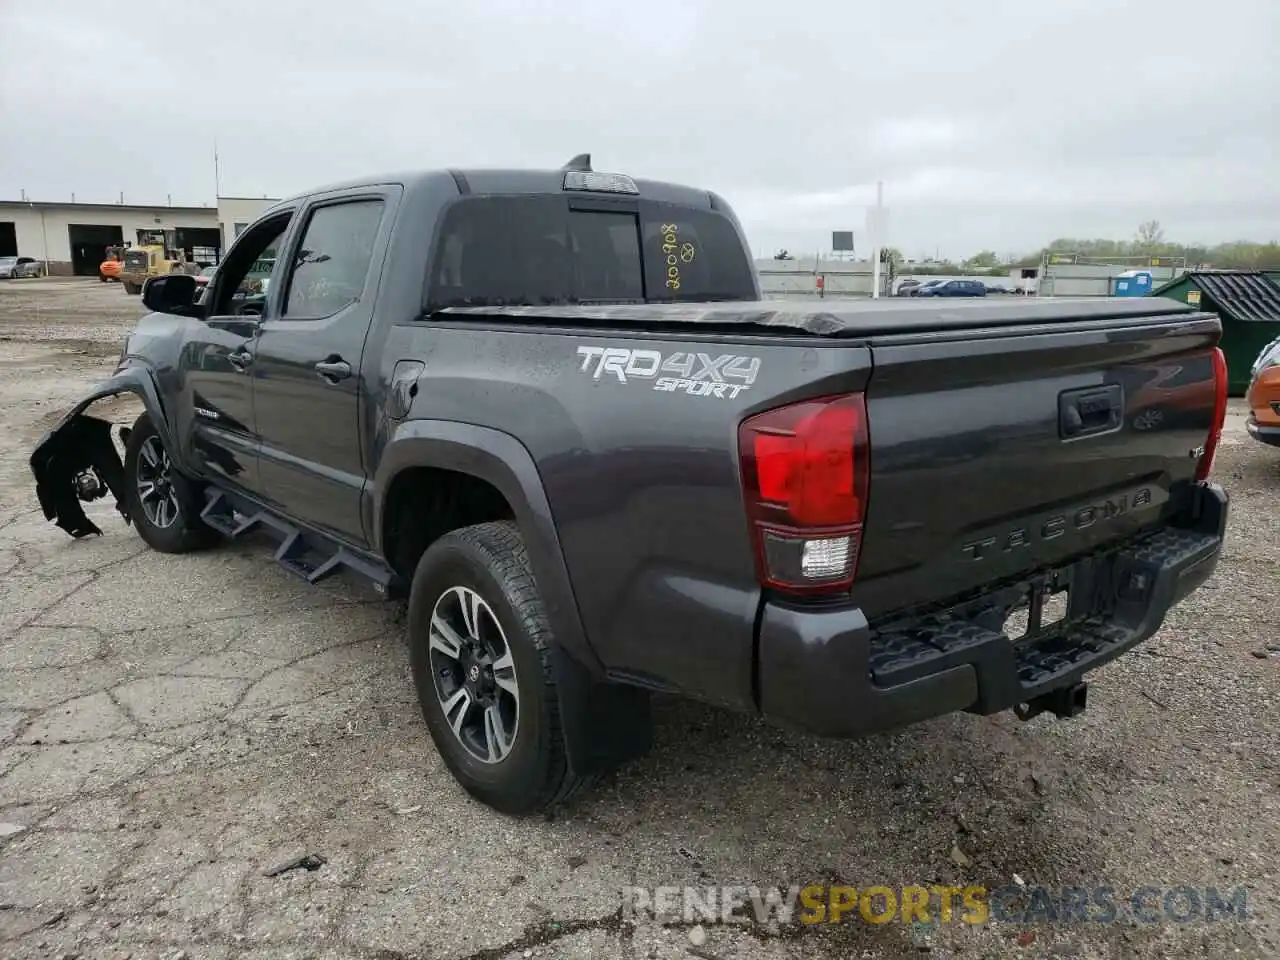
[961,488,1155,561]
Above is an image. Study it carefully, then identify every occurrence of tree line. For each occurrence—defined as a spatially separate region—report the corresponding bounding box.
[778,221,1280,276]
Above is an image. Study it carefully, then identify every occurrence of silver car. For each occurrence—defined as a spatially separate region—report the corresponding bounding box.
[0,256,42,279]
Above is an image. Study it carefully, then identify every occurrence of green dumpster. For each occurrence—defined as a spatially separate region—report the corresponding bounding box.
[1149,271,1280,395]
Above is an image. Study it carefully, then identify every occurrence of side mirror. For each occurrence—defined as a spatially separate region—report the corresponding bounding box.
[142,274,199,314]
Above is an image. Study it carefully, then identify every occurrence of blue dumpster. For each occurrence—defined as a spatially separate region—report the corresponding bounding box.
[1112,270,1153,297]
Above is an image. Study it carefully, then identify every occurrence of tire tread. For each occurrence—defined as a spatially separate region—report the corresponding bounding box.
[419,520,592,813]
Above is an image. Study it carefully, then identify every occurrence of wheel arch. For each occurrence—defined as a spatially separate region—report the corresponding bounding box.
[372,419,601,676]
[29,364,181,538]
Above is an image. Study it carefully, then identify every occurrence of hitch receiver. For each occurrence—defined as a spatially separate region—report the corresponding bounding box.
[1014,682,1088,722]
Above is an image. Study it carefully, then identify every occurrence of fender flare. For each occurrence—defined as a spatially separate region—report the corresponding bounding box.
[28,363,176,538]
[372,420,653,776]
[372,419,602,676]
[33,363,176,457]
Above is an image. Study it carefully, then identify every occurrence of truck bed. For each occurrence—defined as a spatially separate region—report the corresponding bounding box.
[399,296,1224,722]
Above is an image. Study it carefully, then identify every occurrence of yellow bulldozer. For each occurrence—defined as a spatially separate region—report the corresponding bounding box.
[119,229,199,295]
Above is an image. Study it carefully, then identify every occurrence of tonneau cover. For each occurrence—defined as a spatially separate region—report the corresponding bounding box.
[440,296,1205,338]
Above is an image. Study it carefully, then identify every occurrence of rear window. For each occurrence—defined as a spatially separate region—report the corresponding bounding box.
[427,195,755,309]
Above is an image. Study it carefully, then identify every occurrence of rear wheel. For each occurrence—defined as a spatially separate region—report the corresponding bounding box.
[408,521,591,815]
[122,414,219,553]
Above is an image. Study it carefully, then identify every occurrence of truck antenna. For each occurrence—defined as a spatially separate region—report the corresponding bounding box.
[561,153,592,172]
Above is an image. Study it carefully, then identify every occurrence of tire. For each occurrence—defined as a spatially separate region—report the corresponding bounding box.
[122,413,219,553]
[408,520,589,815]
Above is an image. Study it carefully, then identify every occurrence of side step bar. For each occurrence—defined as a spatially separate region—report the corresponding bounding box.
[199,487,399,594]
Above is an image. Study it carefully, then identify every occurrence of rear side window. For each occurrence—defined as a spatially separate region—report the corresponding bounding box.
[427,196,755,309]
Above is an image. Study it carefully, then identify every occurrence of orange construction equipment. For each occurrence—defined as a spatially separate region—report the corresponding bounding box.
[99,245,125,283]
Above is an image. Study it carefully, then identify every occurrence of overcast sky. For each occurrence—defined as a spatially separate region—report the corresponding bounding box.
[2,0,1277,260]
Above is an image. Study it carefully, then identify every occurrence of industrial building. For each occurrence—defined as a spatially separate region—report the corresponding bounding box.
[0,196,279,276]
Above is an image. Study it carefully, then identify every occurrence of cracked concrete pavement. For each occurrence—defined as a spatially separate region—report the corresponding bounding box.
[1,279,1278,959]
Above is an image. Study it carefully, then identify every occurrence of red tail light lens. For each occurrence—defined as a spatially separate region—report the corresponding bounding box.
[739,393,870,595]
[1196,346,1228,482]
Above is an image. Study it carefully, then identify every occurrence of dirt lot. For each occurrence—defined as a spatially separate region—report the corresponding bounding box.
[1,278,1277,960]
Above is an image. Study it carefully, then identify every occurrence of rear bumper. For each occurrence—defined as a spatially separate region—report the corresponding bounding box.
[1245,416,1280,447]
[757,482,1228,738]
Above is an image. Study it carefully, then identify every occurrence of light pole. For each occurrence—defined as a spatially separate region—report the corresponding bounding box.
[869,181,885,299]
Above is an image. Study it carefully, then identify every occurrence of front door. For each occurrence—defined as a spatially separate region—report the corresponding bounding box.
[180,209,296,494]
[249,192,393,546]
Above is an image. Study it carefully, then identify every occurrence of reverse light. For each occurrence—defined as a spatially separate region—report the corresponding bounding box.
[1196,346,1228,482]
[739,394,870,595]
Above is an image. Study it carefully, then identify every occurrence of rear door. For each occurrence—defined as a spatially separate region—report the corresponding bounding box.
[249,188,398,546]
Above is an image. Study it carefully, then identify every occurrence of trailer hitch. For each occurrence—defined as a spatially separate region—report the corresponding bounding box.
[1014,682,1088,722]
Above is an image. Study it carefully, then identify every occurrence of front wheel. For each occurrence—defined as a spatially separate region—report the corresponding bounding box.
[408,521,590,815]
[122,414,219,553]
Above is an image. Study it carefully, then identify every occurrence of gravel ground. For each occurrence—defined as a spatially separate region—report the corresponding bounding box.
[0,278,1277,960]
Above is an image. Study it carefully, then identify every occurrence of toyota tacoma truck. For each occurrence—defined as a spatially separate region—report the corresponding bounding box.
[29,156,1230,815]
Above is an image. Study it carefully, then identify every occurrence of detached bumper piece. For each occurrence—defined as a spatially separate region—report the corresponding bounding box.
[29,416,130,538]
[758,483,1227,738]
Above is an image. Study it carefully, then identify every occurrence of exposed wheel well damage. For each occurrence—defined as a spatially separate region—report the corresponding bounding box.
[381,467,516,580]
[29,382,163,539]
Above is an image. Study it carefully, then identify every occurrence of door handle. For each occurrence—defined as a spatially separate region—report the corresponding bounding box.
[227,347,253,372]
[314,357,352,383]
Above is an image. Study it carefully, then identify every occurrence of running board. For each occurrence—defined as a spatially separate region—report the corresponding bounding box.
[199,488,398,594]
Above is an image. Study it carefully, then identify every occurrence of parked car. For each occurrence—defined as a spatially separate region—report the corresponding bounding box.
[895,278,921,295]
[30,158,1229,816]
[0,256,41,279]
[905,278,944,296]
[914,278,988,297]
[1246,335,1280,448]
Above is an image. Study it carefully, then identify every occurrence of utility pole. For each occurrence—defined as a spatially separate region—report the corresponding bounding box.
[214,139,222,199]
[870,181,884,299]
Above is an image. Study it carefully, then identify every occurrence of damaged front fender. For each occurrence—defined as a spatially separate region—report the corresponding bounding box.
[29,366,175,539]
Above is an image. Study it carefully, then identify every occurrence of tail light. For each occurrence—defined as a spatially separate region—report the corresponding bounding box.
[738,393,870,596]
[1195,347,1228,482]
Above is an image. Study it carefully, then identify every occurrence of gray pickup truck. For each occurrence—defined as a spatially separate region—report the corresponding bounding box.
[30,156,1229,815]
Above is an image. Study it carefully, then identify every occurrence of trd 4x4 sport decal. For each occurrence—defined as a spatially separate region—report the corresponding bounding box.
[575,346,761,399]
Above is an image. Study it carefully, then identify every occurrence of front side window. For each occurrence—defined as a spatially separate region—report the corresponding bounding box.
[283,199,385,319]
[208,213,292,317]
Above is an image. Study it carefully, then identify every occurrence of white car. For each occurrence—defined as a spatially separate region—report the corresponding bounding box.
[0,256,41,279]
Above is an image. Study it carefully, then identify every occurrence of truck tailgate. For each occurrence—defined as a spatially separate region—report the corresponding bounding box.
[851,310,1223,621]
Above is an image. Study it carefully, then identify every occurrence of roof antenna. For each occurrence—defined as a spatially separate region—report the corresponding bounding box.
[562,153,592,172]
